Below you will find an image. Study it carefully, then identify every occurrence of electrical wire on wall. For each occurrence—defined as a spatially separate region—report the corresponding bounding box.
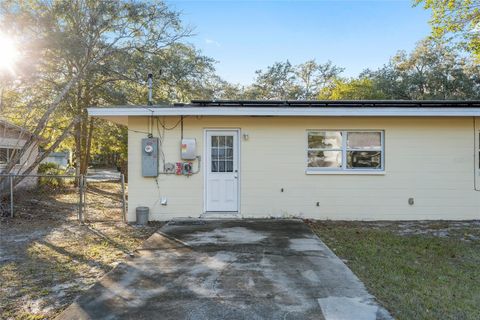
[156,117,166,169]
[149,115,154,138]
[155,116,185,170]
[181,115,184,140]
[154,116,200,176]
[127,128,150,135]
[157,116,184,131]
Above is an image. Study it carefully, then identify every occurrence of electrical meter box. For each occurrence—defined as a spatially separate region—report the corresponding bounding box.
[142,138,158,177]
[181,138,196,160]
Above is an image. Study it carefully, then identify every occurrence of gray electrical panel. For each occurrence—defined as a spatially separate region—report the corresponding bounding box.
[142,138,159,177]
[181,138,197,160]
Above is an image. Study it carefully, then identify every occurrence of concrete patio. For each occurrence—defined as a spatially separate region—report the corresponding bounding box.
[57,219,392,320]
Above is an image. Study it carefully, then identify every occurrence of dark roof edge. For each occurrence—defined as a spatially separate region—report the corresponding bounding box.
[185,99,480,108]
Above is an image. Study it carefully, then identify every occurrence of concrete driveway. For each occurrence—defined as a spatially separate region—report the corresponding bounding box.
[57,219,392,320]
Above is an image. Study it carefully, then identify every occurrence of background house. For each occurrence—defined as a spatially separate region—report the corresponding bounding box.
[0,119,41,188]
[41,150,71,169]
[89,100,480,222]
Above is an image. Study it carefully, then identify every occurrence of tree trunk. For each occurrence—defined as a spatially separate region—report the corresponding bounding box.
[84,117,94,173]
[74,121,81,176]
[80,112,88,175]
[1,74,82,177]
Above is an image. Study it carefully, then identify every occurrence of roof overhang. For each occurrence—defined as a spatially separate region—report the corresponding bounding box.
[88,106,480,126]
[0,119,45,142]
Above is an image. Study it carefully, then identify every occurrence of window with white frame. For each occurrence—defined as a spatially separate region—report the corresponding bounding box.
[0,148,21,165]
[307,130,384,171]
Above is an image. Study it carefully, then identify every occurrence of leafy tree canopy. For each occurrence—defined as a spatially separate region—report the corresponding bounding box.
[415,0,480,59]
[0,0,220,177]
[363,39,480,99]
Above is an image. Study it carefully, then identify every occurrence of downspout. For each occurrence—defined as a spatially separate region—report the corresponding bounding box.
[474,116,479,191]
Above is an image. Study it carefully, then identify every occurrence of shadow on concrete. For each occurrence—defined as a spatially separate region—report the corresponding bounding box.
[56,219,393,320]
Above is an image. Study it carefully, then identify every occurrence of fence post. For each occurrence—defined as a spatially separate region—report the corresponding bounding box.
[78,175,84,223]
[121,174,127,223]
[9,174,13,218]
[83,175,87,222]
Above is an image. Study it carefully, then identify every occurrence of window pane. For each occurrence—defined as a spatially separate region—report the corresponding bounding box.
[347,132,381,149]
[0,148,7,164]
[226,160,233,172]
[226,148,233,159]
[211,147,218,160]
[218,148,226,159]
[9,149,20,164]
[218,136,226,147]
[212,136,219,147]
[226,136,233,148]
[308,131,342,149]
[219,161,225,172]
[308,151,342,168]
[211,160,218,172]
[347,151,382,169]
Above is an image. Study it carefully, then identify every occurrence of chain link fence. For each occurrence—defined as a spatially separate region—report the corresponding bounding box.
[83,174,127,222]
[0,173,126,223]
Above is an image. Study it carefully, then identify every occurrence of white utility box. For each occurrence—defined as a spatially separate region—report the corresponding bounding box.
[181,138,196,160]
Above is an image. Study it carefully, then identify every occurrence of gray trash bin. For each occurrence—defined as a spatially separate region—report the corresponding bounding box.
[136,206,149,225]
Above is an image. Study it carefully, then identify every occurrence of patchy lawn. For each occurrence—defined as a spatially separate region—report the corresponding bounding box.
[0,181,161,320]
[309,220,480,320]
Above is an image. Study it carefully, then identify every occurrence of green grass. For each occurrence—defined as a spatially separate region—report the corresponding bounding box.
[309,221,480,320]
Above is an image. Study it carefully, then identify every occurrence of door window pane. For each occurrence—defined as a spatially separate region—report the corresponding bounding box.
[211,136,219,147]
[218,148,225,158]
[226,161,233,172]
[218,136,226,147]
[211,148,218,159]
[226,136,233,148]
[211,160,218,172]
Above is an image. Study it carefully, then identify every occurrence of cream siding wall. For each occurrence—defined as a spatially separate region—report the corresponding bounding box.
[127,116,480,221]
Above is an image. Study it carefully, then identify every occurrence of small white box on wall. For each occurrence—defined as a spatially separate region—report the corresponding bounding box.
[181,138,196,160]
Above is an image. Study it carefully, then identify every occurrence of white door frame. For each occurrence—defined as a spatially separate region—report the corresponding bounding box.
[203,128,241,213]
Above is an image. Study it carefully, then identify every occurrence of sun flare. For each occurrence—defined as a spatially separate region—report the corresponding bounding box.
[0,34,19,73]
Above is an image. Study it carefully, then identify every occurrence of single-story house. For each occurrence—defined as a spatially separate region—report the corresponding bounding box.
[0,119,41,188]
[88,100,480,221]
[41,150,71,169]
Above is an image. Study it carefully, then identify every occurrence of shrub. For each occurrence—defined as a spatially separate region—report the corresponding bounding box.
[38,162,67,189]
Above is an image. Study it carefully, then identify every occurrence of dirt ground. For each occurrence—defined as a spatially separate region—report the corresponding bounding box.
[0,181,161,320]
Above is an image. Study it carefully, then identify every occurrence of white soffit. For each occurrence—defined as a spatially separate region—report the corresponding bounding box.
[89,106,480,120]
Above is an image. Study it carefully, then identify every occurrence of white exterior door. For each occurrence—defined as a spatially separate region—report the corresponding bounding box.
[205,130,239,212]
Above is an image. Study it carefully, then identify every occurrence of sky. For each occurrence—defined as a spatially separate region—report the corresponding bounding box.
[166,0,432,85]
